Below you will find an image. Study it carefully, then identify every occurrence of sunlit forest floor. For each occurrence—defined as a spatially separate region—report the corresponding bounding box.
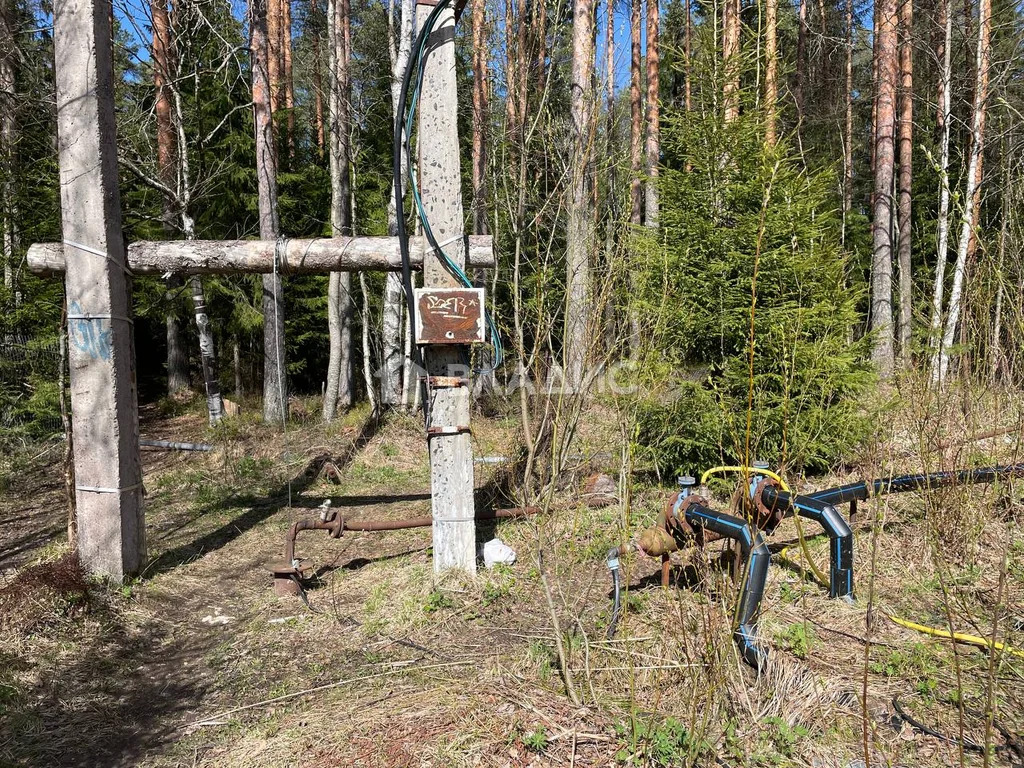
[1,393,1022,767]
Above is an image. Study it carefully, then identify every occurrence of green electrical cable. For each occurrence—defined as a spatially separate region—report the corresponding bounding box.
[401,3,503,370]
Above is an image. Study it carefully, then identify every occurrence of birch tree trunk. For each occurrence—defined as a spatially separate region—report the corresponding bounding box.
[870,0,898,377]
[233,336,243,398]
[181,213,225,424]
[628,0,643,227]
[381,0,414,407]
[190,275,224,423]
[251,0,288,423]
[160,5,223,425]
[934,0,990,383]
[359,272,377,411]
[566,0,595,391]
[896,0,913,361]
[154,0,223,417]
[765,0,778,145]
[927,0,952,365]
[645,0,660,224]
[311,0,326,155]
[722,0,740,123]
[400,304,414,407]
[323,0,353,422]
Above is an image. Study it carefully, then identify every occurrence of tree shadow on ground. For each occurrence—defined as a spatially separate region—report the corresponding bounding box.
[311,545,431,580]
[144,411,385,578]
[288,491,433,509]
[0,523,65,571]
[0,593,220,767]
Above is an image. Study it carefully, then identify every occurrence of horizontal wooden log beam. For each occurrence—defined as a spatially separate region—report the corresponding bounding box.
[28,235,495,275]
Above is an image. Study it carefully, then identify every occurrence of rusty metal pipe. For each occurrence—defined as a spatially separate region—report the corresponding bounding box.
[282,518,338,566]
[277,506,540,577]
[339,506,538,531]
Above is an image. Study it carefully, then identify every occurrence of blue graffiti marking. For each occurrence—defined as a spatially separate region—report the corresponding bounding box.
[68,300,113,361]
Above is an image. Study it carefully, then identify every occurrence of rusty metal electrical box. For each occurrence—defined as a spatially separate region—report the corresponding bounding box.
[413,287,486,344]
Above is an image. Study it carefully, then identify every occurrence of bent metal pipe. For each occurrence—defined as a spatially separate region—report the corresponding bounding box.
[270,505,540,595]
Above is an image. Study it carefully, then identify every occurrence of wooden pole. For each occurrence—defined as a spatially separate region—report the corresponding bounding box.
[416,0,476,576]
[53,0,144,580]
[28,236,495,275]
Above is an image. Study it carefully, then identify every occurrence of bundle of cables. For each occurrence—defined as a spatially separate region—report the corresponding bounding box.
[392,0,503,384]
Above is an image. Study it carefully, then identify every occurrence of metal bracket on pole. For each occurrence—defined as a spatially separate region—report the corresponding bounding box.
[426,425,472,438]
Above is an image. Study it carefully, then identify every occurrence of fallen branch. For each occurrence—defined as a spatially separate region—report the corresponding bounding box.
[140,439,214,452]
[936,425,1020,450]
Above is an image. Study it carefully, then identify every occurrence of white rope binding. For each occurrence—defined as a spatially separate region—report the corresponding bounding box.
[76,481,143,494]
[63,239,133,276]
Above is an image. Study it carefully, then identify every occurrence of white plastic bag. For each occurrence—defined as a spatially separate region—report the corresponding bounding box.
[479,537,516,568]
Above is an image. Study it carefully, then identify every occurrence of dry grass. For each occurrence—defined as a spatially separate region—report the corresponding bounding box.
[0,386,1021,767]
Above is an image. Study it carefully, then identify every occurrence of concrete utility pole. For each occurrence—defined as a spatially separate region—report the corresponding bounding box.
[416,0,477,575]
[53,0,145,580]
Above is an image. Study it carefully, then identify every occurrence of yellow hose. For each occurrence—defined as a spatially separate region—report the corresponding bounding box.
[701,465,791,491]
[888,615,1024,660]
[701,466,829,587]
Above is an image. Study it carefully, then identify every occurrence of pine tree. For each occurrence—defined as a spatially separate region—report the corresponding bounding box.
[645,0,660,223]
[870,0,898,377]
[252,0,289,423]
[896,0,913,361]
[566,0,596,389]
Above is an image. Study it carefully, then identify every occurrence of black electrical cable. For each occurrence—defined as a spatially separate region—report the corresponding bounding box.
[890,696,1022,758]
[289,574,323,614]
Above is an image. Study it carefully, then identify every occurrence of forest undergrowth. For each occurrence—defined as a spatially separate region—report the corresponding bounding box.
[0,375,1022,767]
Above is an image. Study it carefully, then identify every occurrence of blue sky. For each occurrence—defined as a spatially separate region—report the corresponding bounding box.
[110,0,867,94]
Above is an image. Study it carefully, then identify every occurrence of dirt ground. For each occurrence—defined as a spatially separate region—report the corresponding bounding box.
[1,394,1022,767]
